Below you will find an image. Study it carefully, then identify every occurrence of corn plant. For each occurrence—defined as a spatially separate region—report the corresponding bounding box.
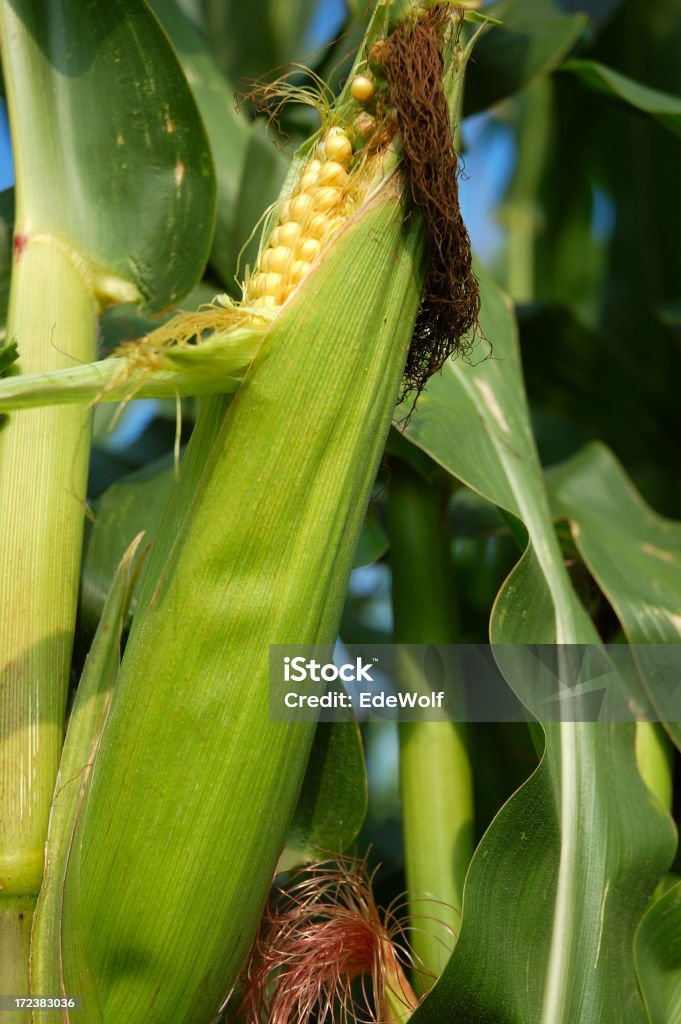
[1,1,681,1023]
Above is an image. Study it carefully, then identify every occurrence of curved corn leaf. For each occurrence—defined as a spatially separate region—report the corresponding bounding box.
[636,880,681,1024]
[546,442,681,740]
[148,0,251,286]
[81,456,177,636]
[403,268,675,1023]
[354,514,389,567]
[547,443,681,644]
[0,0,215,311]
[564,59,681,138]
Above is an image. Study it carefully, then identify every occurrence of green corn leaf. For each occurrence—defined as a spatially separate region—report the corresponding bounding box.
[201,0,319,88]
[80,456,178,638]
[0,339,16,376]
[403,268,675,1023]
[547,443,681,644]
[148,0,251,287]
[354,513,389,567]
[30,536,146,1012]
[636,880,681,1024]
[279,723,368,872]
[1,0,215,313]
[463,0,587,115]
[546,442,681,749]
[564,59,681,138]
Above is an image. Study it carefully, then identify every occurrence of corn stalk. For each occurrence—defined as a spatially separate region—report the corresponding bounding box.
[0,1,214,1016]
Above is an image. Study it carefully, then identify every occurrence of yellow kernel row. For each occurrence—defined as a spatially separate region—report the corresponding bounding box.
[245,129,355,308]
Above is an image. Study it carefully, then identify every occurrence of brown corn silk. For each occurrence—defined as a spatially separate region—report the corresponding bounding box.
[377,4,480,395]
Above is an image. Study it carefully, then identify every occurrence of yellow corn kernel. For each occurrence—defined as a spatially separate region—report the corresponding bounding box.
[290,193,315,222]
[323,130,353,165]
[313,187,341,213]
[247,273,266,298]
[251,294,277,309]
[291,260,310,284]
[268,226,281,248]
[306,213,330,240]
[297,238,321,262]
[318,161,349,188]
[323,216,346,240]
[263,272,283,297]
[299,159,322,191]
[351,75,374,102]
[278,221,302,247]
[263,246,294,274]
[279,199,291,223]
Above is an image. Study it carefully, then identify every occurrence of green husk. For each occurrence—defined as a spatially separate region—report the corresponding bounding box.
[30,536,145,1018]
[0,326,263,410]
[56,173,425,1023]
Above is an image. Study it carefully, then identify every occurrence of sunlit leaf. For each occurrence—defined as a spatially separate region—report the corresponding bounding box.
[565,59,681,138]
[150,0,250,286]
[2,0,216,311]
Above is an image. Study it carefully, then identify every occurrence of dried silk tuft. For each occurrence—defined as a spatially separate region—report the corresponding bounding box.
[378,4,481,397]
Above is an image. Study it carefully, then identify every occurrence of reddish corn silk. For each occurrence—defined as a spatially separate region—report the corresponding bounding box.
[236,857,421,1024]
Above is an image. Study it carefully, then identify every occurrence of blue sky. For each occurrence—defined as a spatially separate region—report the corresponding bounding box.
[0,103,12,190]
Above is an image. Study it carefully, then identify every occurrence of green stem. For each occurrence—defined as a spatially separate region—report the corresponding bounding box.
[501,79,553,302]
[0,239,96,1001]
[387,459,473,991]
